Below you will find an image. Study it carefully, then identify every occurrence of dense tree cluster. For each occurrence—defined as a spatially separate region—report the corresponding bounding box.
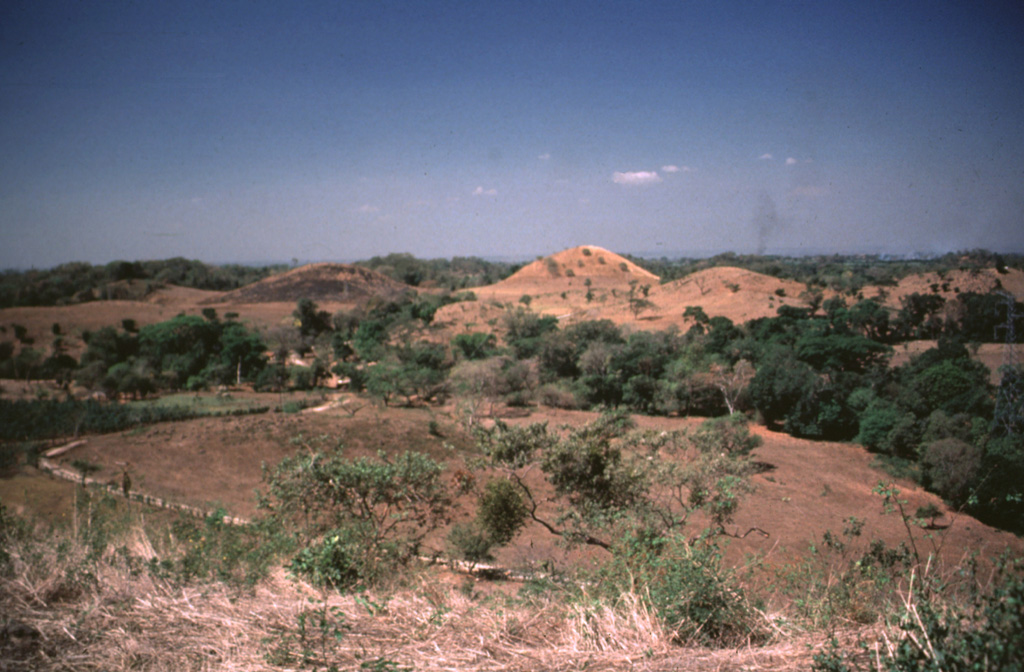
[628,249,1023,294]
[353,252,516,289]
[74,310,268,396]
[0,258,286,308]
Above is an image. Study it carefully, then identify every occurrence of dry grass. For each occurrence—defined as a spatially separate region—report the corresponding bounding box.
[0,519,838,672]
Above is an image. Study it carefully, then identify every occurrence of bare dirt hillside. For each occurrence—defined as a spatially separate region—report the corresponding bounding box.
[863,267,1024,307]
[642,267,810,328]
[212,262,409,304]
[464,246,663,325]
[501,245,658,285]
[462,255,818,331]
[12,403,1020,576]
[0,264,415,359]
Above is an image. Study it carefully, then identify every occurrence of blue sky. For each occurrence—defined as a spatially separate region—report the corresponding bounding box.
[2,1,1023,269]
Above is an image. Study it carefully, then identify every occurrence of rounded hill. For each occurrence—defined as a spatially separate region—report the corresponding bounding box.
[501,245,658,285]
[211,263,410,304]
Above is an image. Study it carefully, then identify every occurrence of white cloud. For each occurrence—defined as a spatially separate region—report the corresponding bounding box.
[356,204,379,214]
[662,165,693,173]
[538,153,551,160]
[472,186,497,196]
[612,170,662,185]
[785,157,798,165]
[759,153,773,160]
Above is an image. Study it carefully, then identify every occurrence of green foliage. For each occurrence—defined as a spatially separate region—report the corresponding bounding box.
[363,341,450,405]
[354,252,514,289]
[541,420,644,512]
[895,292,945,339]
[78,313,270,392]
[352,318,390,361]
[795,333,891,374]
[475,413,757,552]
[476,478,528,546]
[293,298,332,338]
[602,532,759,645]
[856,402,908,453]
[813,559,1024,672]
[993,364,1024,437]
[171,508,279,585]
[503,307,558,358]
[0,258,284,308]
[973,434,1024,533]
[289,526,371,590]
[920,438,981,505]
[690,414,762,456]
[748,347,818,428]
[446,522,495,563]
[451,331,498,360]
[954,291,1024,343]
[260,444,451,590]
[0,397,268,442]
[781,516,911,630]
[905,359,992,418]
[476,420,556,469]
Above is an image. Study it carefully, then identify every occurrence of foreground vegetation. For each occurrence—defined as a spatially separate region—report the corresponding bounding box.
[2,411,1021,670]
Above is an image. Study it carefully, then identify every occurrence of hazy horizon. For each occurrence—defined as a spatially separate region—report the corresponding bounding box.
[3,1,1023,269]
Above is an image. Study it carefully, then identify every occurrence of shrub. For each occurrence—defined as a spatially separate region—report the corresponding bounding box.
[920,438,981,504]
[538,382,582,409]
[813,558,1024,672]
[477,478,528,546]
[260,447,451,590]
[446,522,494,563]
[856,402,904,452]
[290,526,369,589]
[602,532,759,646]
[691,415,761,457]
[451,332,497,361]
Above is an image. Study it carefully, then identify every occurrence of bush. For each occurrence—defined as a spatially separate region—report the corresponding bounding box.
[260,447,452,590]
[290,526,370,589]
[691,415,761,457]
[538,382,582,409]
[814,558,1024,672]
[920,438,981,504]
[477,478,528,546]
[446,522,495,563]
[602,532,759,646]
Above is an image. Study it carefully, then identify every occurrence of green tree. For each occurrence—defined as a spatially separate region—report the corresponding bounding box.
[503,307,558,359]
[748,347,818,428]
[474,413,759,552]
[259,444,451,589]
[451,332,498,361]
[212,322,268,385]
[293,298,332,339]
[628,280,654,319]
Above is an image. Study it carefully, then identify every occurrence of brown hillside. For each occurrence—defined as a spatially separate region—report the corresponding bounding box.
[502,245,658,284]
[461,245,661,324]
[211,262,410,305]
[646,267,813,328]
[477,246,656,297]
[865,267,1024,308]
[461,265,814,332]
[16,405,1021,575]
